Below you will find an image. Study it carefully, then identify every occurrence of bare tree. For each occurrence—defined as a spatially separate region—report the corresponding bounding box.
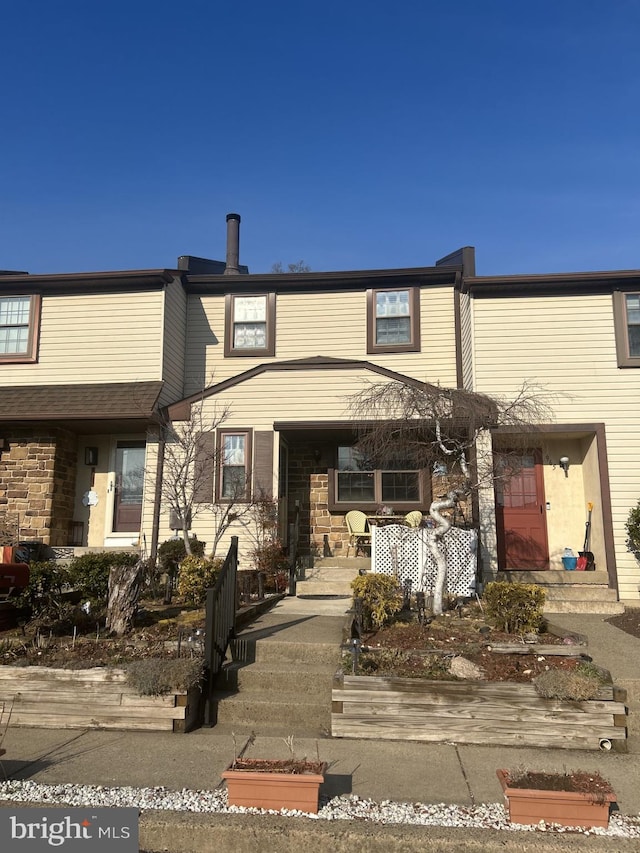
[271,260,311,273]
[349,380,552,616]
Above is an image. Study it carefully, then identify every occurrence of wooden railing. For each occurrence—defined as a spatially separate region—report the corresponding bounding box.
[202,535,238,727]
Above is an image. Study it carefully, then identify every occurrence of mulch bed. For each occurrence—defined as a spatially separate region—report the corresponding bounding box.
[359,611,587,682]
[607,607,640,640]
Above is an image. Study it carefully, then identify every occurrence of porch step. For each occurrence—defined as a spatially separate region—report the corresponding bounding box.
[295,557,368,598]
[495,570,624,614]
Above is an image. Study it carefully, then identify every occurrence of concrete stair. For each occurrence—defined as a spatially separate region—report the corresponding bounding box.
[211,612,343,737]
[495,570,624,615]
[295,557,369,598]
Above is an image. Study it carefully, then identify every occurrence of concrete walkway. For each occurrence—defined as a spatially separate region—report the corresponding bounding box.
[1,596,639,852]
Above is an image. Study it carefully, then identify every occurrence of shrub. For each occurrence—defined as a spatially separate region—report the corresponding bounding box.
[533,663,608,700]
[177,556,223,605]
[250,540,290,575]
[14,560,71,623]
[351,574,403,630]
[626,500,640,553]
[482,581,546,634]
[158,538,205,576]
[67,551,139,604]
[125,657,205,696]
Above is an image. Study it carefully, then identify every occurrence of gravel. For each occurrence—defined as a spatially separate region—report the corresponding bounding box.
[0,780,639,838]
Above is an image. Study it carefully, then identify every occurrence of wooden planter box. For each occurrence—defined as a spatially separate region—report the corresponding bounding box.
[496,769,615,828]
[332,673,628,750]
[0,666,200,733]
[222,760,327,813]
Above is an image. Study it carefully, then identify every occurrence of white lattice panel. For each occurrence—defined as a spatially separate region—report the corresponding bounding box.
[371,525,477,597]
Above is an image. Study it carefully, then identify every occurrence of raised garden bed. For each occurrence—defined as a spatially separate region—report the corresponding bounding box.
[334,610,627,750]
[0,665,200,733]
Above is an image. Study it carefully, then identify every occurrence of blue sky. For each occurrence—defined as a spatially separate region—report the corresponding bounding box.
[2,1,639,276]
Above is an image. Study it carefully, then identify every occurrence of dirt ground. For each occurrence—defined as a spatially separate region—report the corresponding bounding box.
[360,609,589,682]
[0,601,206,668]
[606,607,640,640]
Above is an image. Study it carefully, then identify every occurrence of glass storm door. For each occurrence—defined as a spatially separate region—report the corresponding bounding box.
[113,441,146,532]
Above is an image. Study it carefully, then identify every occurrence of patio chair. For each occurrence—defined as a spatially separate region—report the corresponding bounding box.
[345,511,372,557]
[404,511,423,528]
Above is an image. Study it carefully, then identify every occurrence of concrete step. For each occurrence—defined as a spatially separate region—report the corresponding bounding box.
[543,586,619,601]
[299,567,362,582]
[219,661,336,695]
[295,580,354,596]
[308,557,371,571]
[544,600,624,615]
[212,690,332,734]
[231,637,341,667]
[496,570,609,585]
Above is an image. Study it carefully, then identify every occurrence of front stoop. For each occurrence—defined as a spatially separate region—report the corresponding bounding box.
[211,636,341,737]
[495,570,624,615]
[296,557,369,598]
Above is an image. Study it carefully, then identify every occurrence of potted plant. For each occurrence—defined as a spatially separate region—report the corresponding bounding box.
[221,736,327,813]
[497,768,616,829]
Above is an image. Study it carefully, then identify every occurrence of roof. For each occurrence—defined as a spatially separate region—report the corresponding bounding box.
[0,381,164,422]
[183,265,462,295]
[467,268,640,297]
[0,270,176,295]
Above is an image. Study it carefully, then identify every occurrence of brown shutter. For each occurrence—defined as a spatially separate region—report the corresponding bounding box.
[194,432,215,503]
[253,431,274,498]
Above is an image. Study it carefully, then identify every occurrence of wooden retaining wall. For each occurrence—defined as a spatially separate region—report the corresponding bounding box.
[0,666,200,733]
[332,674,628,751]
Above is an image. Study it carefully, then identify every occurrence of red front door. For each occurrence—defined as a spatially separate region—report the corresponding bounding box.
[495,450,549,570]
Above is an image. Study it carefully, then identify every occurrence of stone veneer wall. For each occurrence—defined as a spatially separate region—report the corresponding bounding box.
[287,445,350,558]
[0,428,77,546]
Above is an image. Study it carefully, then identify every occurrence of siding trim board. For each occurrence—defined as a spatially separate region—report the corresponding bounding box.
[166,356,429,420]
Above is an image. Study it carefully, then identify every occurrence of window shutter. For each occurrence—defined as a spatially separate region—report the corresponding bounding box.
[253,431,274,498]
[194,432,215,503]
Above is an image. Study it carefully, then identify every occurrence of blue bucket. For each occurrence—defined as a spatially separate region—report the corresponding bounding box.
[562,556,577,571]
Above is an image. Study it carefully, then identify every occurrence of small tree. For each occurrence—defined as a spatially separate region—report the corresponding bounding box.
[271,261,311,273]
[626,500,640,555]
[349,380,551,616]
[157,400,253,558]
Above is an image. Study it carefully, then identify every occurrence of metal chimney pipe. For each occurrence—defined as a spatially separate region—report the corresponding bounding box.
[224,213,241,275]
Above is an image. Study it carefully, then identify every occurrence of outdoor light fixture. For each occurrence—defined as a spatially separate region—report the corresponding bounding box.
[84,447,98,466]
[559,456,570,477]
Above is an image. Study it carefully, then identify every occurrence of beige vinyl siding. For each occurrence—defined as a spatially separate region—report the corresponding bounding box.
[184,286,458,395]
[474,293,640,599]
[159,277,187,405]
[0,290,165,385]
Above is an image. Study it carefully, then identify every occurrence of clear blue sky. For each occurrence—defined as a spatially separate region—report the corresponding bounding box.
[2,1,639,276]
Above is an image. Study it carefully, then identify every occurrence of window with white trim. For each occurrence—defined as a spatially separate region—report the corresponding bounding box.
[330,445,423,510]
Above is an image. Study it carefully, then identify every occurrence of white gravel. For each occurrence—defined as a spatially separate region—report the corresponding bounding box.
[0,780,639,838]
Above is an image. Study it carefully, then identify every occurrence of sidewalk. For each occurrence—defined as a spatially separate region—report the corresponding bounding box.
[0,597,639,852]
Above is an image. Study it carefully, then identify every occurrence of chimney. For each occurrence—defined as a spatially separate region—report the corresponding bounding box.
[224,213,241,275]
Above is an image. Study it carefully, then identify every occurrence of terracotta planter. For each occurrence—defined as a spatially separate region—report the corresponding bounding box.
[222,759,327,813]
[497,769,615,829]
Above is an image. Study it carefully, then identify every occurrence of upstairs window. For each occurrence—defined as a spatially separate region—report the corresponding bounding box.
[613,291,640,367]
[225,293,275,356]
[367,287,420,354]
[0,294,40,363]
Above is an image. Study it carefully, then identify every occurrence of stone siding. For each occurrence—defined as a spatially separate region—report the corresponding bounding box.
[0,428,78,546]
